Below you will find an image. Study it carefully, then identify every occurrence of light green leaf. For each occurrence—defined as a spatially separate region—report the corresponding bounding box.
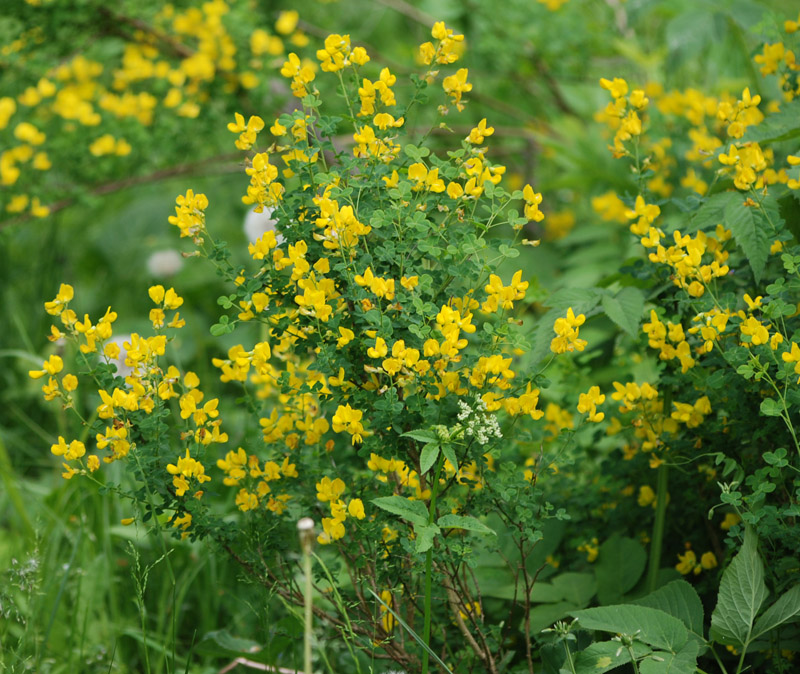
[759,398,783,418]
[633,580,705,644]
[710,526,768,647]
[595,535,647,604]
[436,514,496,535]
[401,429,438,444]
[419,442,440,475]
[639,641,699,674]
[752,585,800,640]
[571,605,689,652]
[601,287,645,337]
[371,495,428,527]
[441,442,458,472]
[414,522,440,554]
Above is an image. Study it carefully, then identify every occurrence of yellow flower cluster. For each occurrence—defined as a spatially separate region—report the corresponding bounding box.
[598,77,649,157]
[643,228,731,299]
[609,380,677,464]
[671,396,712,429]
[216,448,297,514]
[550,308,587,354]
[168,188,209,242]
[675,546,717,575]
[482,270,529,313]
[643,310,696,373]
[368,454,430,500]
[315,476,366,544]
[419,22,464,67]
[577,386,605,422]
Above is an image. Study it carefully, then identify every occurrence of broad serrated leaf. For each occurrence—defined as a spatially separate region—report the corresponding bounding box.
[414,522,440,554]
[710,526,768,647]
[437,514,495,535]
[688,191,736,232]
[633,580,705,644]
[639,641,699,674]
[595,534,647,604]
[419,442,439,475]
[371,495,428,527]
[601,287,645,337]
[724,193,771,283]
[752,585,800,640]
[742,99,800,145]
[571,604,689,652]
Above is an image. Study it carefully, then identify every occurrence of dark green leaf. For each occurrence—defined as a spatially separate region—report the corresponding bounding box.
[572,604,689,652]
[595,535,647,604]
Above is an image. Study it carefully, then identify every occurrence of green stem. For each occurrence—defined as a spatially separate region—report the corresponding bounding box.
[647,462,669,593]
[563,641,577,674]
[421,454,445,674]
[627,645,641,674]
[304,548,313,674]
[298,520,315,674]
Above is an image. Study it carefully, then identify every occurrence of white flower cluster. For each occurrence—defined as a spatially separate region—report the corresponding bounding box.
[457,396,502,446]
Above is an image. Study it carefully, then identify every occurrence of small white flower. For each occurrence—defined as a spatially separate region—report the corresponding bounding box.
[146,249,183,277]
[107,334,134,378]
[244,205,284,245]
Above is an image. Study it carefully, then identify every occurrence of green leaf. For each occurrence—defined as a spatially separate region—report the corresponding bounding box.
[401,429,438,444]
[549,573,597,608]
[742,99,800,145]
[419,442,440,475]
[633,580,705,644]
[441,442,458,472]
[639,641,699,674]
[690,191,771,282]
[371,495,428,527]
[752,585,800,640]
[595,535,647,604]
[437,514,496,535]
[759,398,783,417]
[601,287,645,337]
[573,640,650,674]
[710,526,768,647]
[530,601,576,633]
[414,522,440,554]
[571,604,689,652]
[724,193,770,283]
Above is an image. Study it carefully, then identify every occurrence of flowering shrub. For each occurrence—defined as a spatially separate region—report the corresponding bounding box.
[28,22,598,672]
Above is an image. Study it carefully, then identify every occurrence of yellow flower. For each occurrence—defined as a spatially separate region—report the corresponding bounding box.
[316,476,346,502]
[348,498,365,519]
